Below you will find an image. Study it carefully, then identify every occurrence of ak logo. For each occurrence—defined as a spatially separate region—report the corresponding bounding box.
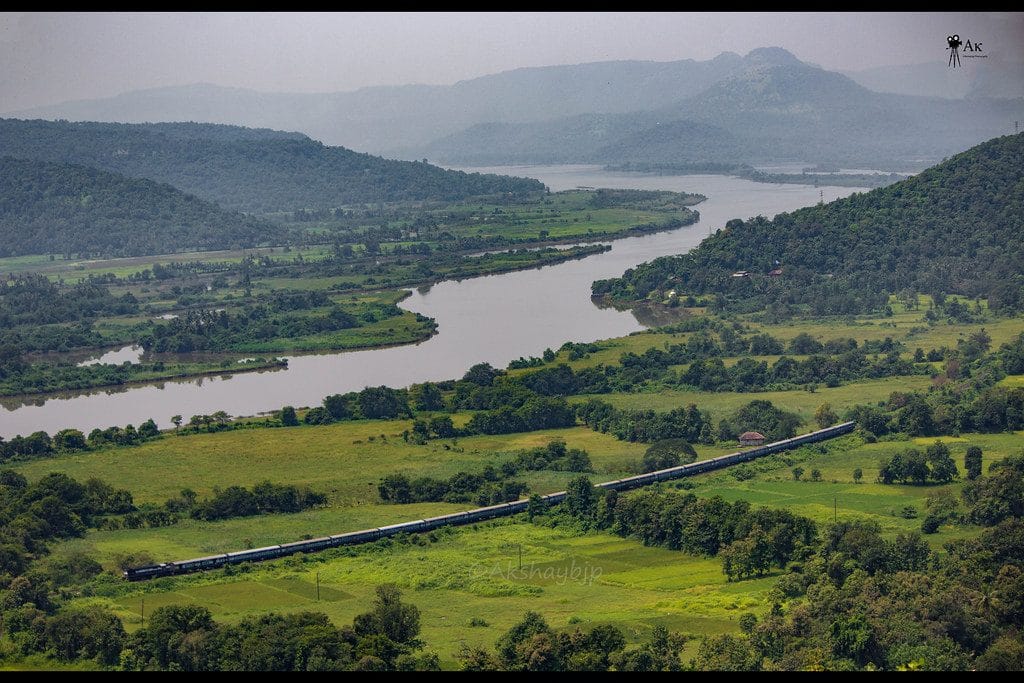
[947,34,984,68]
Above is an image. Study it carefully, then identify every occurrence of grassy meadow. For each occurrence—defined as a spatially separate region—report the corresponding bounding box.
[7,288,1022,669]
[48,427,1020,668]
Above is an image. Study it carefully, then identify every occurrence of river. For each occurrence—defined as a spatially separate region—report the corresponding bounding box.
[0,166,859,438]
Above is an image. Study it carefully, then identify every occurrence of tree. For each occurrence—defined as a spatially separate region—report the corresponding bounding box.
[811,469,822,482]
[378,475,412,504]
[904,448,930,485]
[926,441,958,484]
[53,428,87,452]
[358,386,409,419]
[527,493,546,520]
[323,394,350,420]
[45,606,125,665]
[143,605,216,669]
[459,645,501,671]
[792,467,804,481]
[853,468,863,484]
[789,332,823,355]
[565,476,597,520]
[463,363,500,387]
[171,415,182,430]
[304,406,333,425]
[693,634,761,671]
[428,415,455,439]
[815,402,839,429]
[899,395,934,436]
[139,418,159,438]
[965,446,983,480]
[353,584,421,646]
[641,443,681,473]
[412,383,444,411]
[496,611,553,670]
[280,405,299,427]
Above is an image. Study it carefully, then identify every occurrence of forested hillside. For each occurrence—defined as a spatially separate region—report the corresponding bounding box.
[0,157,278,257]
[0,119,545,213]
[593,133,1024,316]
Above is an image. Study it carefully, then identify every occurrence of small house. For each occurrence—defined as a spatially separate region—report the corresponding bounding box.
[767,268,783,277]
[731,271,750,278]
[738,431,766,446]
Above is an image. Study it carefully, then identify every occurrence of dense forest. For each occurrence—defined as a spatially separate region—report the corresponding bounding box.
[0,119,545,214]
[0,157,279,257]
[593,133,1024,316]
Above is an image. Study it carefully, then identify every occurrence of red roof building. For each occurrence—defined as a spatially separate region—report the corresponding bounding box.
[738,431,766,446]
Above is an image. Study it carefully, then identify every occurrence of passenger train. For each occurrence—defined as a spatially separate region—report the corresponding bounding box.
[123,421,855,581]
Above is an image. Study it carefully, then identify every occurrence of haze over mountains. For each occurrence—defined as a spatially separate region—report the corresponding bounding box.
[9,48,1023,170]
[843,59,1024,100]
[0,120,544,214]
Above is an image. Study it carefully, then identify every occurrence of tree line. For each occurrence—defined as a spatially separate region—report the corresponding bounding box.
[377,440,592,506]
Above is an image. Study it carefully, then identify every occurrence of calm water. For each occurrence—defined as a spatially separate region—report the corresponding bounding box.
[77,345,145,367]
[0,166,857,437]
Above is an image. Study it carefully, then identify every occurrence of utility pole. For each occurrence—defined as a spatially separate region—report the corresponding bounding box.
[518,544,523,570]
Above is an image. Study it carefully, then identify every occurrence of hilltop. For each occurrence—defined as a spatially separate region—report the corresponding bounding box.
[593,133,1024,316]
[0,119,545,214]
[0,156,278,257]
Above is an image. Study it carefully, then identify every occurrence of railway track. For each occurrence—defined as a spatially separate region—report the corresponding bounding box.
[124,421,855,580]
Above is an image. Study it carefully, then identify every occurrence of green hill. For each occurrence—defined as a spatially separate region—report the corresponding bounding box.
[593,133,1024,316]
[0,119,544,213]
[0,157,279,257]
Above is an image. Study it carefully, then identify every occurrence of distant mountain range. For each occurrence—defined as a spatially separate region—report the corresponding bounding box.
[7,50,764,153]
[7,47,1023,170]
[0,119,544,214]
[843,59,1024,100]
[421,56,1024,169]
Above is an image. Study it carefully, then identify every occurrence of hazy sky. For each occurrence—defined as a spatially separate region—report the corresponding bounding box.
[2,12,1022,111]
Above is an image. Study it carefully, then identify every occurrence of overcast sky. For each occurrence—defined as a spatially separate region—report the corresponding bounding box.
[2,12,1022,111]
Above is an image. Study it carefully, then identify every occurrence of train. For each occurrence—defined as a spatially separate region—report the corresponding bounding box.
[123,421,855,581]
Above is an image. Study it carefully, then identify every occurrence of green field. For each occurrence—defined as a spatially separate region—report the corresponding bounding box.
[11,424,654,507]
[0,191,698,284]
[8,280,1023,669]
[570,375,934,422]
[49,427,1020,668]
[72,521,772,668]
[692,431,1020,538]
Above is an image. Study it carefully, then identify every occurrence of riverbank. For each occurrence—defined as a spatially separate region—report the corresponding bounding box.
[0,169,858,438]
[605,161,908,188]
